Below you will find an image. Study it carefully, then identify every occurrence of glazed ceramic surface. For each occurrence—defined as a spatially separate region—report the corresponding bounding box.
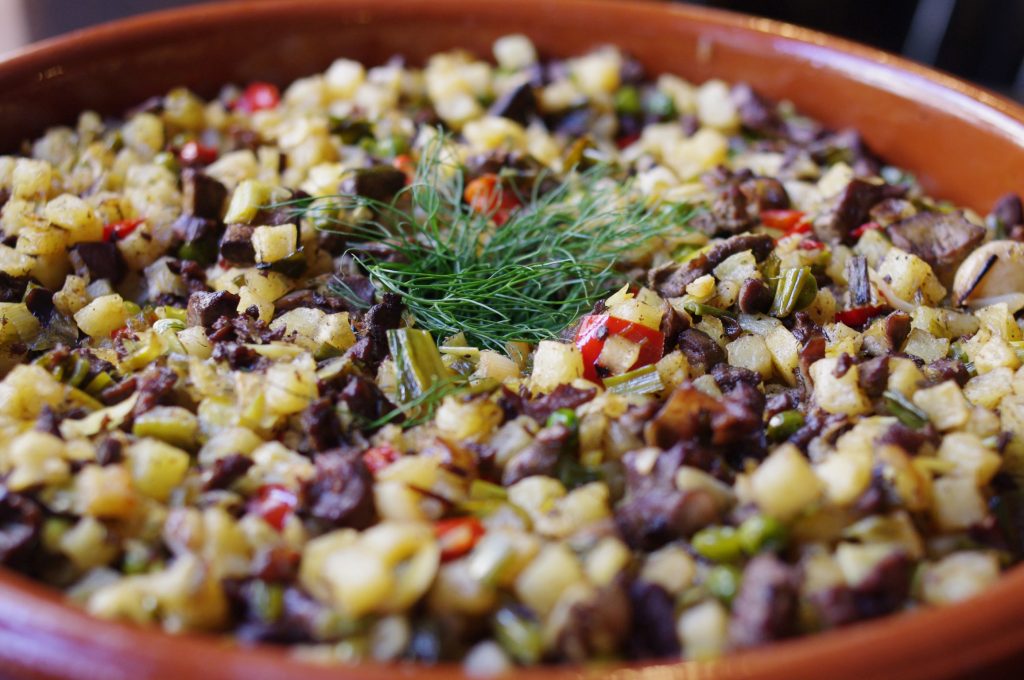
[0,1,1023,679]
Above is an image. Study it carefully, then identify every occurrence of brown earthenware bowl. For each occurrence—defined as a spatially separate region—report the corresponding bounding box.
[1,1,1024,678]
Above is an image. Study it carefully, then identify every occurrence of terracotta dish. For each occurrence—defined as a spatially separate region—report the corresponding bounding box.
[1,1,1024,678]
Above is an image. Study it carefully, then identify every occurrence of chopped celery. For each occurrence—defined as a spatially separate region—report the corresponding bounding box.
[157,306,187,322]
[83,371,113,395]
[883,390,928,429]
[604,364,664,395]
[470,479,508,501]
[767,409,804,441]
[683,300,735,319]
[65,355,91,388]
[387,328,453,403]
[770,266,817,318]
[493,607,543,665]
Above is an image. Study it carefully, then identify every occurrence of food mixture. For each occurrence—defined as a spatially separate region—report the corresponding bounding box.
[1,34,1023,671]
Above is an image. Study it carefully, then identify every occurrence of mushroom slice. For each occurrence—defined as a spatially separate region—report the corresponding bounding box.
[952,240,1024,309]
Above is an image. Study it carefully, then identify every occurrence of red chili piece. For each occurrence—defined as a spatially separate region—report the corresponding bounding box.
[574,313,665,383]
[464,173,521,226]
[835,304,889,327]
[761,209,810,235]
[251,484,299,531]
[234,82,281,113]
[435,517,486,562]
[850,221,883,239]
[103,218,144,242]
[362,445,401,474]
[178,140,219,166]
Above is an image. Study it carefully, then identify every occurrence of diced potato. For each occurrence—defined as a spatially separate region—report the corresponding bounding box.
[236,285,274,323]
[810,357,872,416]
[316,312,356,351]
[726,335,773,379]
[765,325,801,385]
[696,79,739,130]
[264,356,318,415]
[17,223,68,256]
[12,158,53,199]
[224,179,272,224]
[975,303,1021,341]
[435,395,503,443]
[876,248,946,306]
[4,430,68,491]
[963,367,1013,409]
[937,433,1001,486]
[0,302,40,345]
[920,552,1000,605]
[531,341,584,393]
[912,381,970,431]
[43,193,104,243]
[931,476,988,531]
[815,448,872,507]
[0,243,36,277]
[835,542,902,587]
[902,328,949,364]
[974,336,1021,374]
[128,438,191,502]
[252,223,298,264]
[270,307,324,350]
[122,112,165,156]
[569,46,622,97]
[640,545,696,594]
[584,537,632,588]
[750,443,823,520]
[59,517,119,570]
[514,543,585,617]
[678,600,729,661]
[462,116,527,152]
[0,364,65,420]
[75,464,138,519]
[475,350,519,382]
[74,294,130,338]
[493,34,538,70]
[887,357,926,397]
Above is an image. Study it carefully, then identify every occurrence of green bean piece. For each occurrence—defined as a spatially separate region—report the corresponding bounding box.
[738,515,788,554]
[705,564,742,604]
[494,607,544,665]
[770,266,817,318]
[546,407,579,432]
[470,479,508,501]
[387,328,454,403]
[767,409,804,441]
[882,390,929,429]
[614,86,642,115]
[682,300,735,319]
[692,525,743,562]
[249,581,285,623]
[65,355,91,388]
[153,151,180,174]
[604,364,664,395]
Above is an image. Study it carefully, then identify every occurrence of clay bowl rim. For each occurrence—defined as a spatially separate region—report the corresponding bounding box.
[0,1,1023,679]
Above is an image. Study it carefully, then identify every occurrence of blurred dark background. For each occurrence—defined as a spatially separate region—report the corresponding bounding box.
[14,0,1024,102]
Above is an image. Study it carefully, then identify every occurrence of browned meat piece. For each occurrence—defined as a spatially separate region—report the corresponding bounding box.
[488,81,537,125]
[739,176,790,212]
[857,356,890,398]
[992,192,1023,229]
[347,293,404,368]
[676,328,725,376]
[0,272,28,302]
[922,358,970,387]
[0,489,41,569]
[337,374,396,424]
[95,437,123,466]
[554,582,632,662]
[815,179,905,243]
[304,450,377,529]
[648,233,774,298]
[522,384,596,424]
[301,397,343,453]
[182,169,228,220]
[645,383,761,450]
[220,223,256,264]
[340,166,407,205]
[202,454,253,491]
[624,581,680,659]
[502,424,570,486]
[615,484,719,550]
[729,554,799,649]
[887,211,985,284]
[130,366,178,420]
[187,290,240,328]
[731,82,784,137]
[69,242,125,284]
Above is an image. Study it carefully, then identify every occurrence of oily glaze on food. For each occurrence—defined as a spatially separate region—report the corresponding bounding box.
[0,34,1023,672]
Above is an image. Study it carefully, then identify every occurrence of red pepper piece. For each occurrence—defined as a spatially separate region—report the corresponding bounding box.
[392,154,416,182]
[234,82,281,113]
[799,238,826,250]
[761,209,810,234]
[178,140,219,166]
[835,304,888,327]
[435,517,486,562]
[251,484,298,531]
[362,445,401,474]
[464,173,521,226]
[103,218,144,242]
[850,221,883,239]
[574,313,665,383]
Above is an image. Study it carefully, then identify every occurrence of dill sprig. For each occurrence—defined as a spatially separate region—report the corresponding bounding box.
[278,137,695,350]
